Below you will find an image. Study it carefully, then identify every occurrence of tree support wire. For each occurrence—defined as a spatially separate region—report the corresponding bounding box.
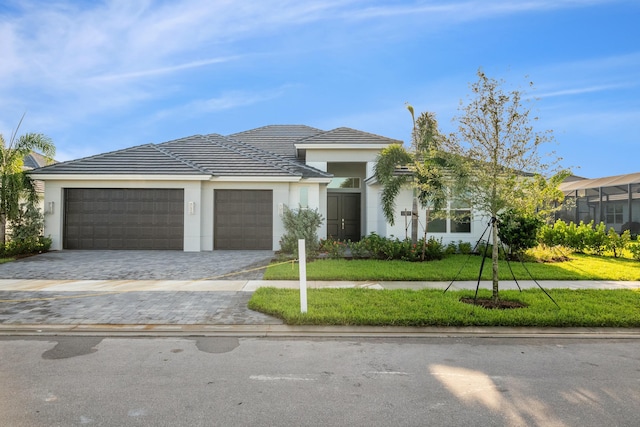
[443,217,560,308]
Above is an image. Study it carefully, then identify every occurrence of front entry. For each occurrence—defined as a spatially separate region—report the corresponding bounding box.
[327,193,361,241]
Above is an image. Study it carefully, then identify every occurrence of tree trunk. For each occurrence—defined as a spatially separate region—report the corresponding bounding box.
[421,208,430,261]
[492,218,499,301]
[411,197,418,244]
[0,212,6,246]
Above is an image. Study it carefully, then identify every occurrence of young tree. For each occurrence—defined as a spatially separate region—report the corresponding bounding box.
[0,115,55,245]
[445,69,562,301]
[374,105,459,260]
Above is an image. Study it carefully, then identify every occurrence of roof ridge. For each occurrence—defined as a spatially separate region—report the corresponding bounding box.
[153,138,211,174]
[205,134,307,176]
[298,126,403,144]
[209,134,331,178]
[229,124,324,136]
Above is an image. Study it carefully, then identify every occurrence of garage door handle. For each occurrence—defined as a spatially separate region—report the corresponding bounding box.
[341,218,345,230]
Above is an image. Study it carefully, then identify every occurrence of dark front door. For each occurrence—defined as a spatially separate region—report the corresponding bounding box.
[327,193,361,241]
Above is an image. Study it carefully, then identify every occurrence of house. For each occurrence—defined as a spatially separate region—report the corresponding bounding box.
[29,125,487,251]
[558,172,640,235]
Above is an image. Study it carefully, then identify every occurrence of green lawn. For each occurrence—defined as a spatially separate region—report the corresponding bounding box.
[265,253,640,281]
[253,253,640,327]
[249,287,640,327]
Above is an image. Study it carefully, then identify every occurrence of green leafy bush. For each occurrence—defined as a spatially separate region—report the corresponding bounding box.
[347,239,370,259]
[0,236,51,257]
[497,209,543,258]
[539,220,632,257]
[279,206,324,258]
[319,238,347,259]
[334,233,445,262]
[607,228,631,258]
[457,240,473,254]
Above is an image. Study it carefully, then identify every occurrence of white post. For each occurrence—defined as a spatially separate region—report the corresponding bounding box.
[298,239,308,313]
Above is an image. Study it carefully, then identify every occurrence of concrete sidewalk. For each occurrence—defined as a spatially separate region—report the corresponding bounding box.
[2,278,639,292]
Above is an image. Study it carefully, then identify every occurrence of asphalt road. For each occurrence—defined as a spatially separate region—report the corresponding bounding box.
[1,336,639,426]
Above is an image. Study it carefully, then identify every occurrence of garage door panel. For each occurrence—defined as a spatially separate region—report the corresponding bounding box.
[214,190,273,250]
[64,188,184,250]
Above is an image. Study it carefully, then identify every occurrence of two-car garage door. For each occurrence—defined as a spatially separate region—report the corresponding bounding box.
[63,188,273,250]
[64,189,184,250]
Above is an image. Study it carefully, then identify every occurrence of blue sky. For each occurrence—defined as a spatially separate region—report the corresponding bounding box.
[1,0,638,178]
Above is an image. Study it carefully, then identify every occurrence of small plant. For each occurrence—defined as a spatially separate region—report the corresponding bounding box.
[347,239,370,259]
[629,243,640,261]
[606,228,630,258]
[497,209,543,259]
[585,222,608,255]
[422,237,445,261]
[445,242,458,255]
[320,238,347,259]
[279,205,324,258]
[457,240,472,254]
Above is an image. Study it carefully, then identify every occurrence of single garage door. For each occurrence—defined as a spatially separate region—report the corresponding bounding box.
[64,188,184,250]
[214,190,273,250]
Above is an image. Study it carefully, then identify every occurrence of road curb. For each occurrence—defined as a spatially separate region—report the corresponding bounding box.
[2,324,640,338]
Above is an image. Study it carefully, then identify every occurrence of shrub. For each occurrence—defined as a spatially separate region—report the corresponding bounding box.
[445,242,458,255]
[279,206,324,258]
[629,243,640,261]
[497,209,543,258]
[606,228,630,258]
[0,236,51,257]
[320,238,347,259]
[457,240,473,254]
[347,239,370,259]
[421,237,445,260]
[350,234,445,262]
[585,222,608,255]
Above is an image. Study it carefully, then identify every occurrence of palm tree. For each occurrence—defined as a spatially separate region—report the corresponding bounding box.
[374,105,458,260]
[0,115,55,245]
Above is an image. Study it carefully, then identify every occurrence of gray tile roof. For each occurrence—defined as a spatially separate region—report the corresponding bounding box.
[23,151,53,169]
[29,143,211,175]
[296,127,402,146]
[160,134,331,178]
[30,133,332,179]
[228,125,323,160]
[30,125,398,179]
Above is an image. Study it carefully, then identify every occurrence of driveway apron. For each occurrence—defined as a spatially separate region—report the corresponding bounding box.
[0,251,283,326]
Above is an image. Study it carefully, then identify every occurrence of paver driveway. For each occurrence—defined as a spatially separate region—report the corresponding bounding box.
[0,250,275,280]
[0,250,283,325]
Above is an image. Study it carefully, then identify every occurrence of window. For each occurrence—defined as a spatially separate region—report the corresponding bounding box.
[451,210,471,233]
[427,216,446,233]
[450,200,471,233]
[606,204,623,224]
[299,187,308,208]
[328,177,360,189]
[424,203,471,234]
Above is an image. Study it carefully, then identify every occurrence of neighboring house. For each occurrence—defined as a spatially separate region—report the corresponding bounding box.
[23,151,53,209]
[29,125,487,251]
[558,172,640,235]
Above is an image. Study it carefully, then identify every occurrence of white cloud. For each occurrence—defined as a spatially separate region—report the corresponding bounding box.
[151,85,294,121]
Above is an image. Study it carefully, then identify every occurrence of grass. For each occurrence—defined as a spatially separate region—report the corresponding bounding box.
[265,253,640,281]
[0,257,14,264]
[249,287,640,327]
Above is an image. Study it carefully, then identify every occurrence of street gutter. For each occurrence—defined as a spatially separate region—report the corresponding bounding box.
[1,324,640,339]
